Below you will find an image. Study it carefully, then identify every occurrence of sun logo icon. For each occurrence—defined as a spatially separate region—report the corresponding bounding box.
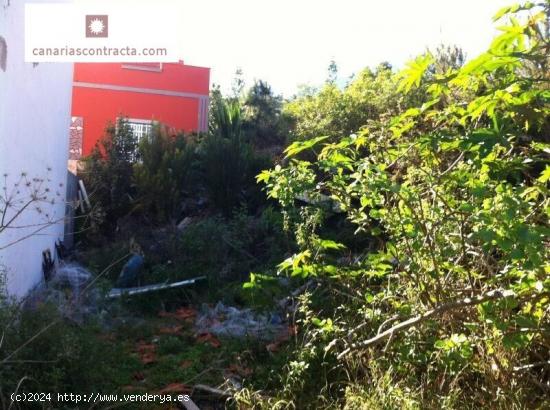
[89,18,105,35]
[85,15,109,38]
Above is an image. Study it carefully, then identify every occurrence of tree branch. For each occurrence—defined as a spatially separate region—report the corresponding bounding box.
[337,289,547,359]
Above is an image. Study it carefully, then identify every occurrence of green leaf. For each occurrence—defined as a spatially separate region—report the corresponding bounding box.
[538,165,550,184]
[317,239,346,250]
[285,136,329,158]
[493,2,534,22]
[398,54,434,92]
[256,169,272,183]
[502,332,530,350]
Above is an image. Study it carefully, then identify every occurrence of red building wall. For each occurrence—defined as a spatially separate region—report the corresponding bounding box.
[71,62,210,156]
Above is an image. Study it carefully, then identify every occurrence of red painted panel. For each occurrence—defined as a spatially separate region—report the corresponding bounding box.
[71,62,210,156]
[73,62,210,94]
[72,86,200,155]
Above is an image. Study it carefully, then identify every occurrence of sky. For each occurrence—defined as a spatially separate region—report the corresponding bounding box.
[175,0,512,97]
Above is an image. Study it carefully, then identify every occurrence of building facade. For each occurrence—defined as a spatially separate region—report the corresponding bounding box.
[0,0,74,297]
[70,62,210,158]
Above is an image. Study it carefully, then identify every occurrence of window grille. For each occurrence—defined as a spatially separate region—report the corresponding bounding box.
[128,121,152,142]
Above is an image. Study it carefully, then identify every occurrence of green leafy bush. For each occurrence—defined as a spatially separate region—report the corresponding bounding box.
[80,118,138,236]
[175,207,290,288]
[255,3,550,408]
[283,63,426,143]
[133,125,198,222]
[242,80,291,148]
[201,100,267,215]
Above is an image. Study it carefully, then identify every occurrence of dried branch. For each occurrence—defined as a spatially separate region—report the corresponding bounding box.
[337,289,548,359]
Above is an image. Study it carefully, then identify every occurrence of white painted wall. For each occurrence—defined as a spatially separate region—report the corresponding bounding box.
[0,0,73,297]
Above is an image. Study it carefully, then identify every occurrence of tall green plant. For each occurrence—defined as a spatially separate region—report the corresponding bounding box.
[242,80,290,148]
[81,118,138,235]
[257,2,550,407]
[133,125,197,222]
[202,100,255,214]
[283,62,427,143]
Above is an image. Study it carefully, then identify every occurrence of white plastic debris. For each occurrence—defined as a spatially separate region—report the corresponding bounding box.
[195,302,285,340]
[51,262,92,298]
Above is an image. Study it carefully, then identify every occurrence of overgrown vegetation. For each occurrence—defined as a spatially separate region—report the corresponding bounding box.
[81,99,277,234]
[247,3,550,408]
[1,2,548,409]
[133,127,197,222]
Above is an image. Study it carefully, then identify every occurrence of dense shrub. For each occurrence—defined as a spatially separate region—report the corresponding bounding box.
[242,80,291,148]
[201,100,269,215]
[80,118,138,236]
[172,207,290,287]
[283,45,468,146]
[283,63,426,143]
[253,3,550,408]
[81,99,275,235]
[133,125,198,222]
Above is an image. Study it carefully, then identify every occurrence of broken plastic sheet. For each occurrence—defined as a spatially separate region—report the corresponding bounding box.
[195,302,286,340]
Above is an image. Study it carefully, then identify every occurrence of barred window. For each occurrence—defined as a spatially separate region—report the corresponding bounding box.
[127,119,152,142]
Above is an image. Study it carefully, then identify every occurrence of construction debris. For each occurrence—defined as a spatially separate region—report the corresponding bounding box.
[108,276,206,298]
[195,302,286,340]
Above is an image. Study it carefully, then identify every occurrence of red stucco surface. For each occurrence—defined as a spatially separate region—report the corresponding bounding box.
[71,62,210,156]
